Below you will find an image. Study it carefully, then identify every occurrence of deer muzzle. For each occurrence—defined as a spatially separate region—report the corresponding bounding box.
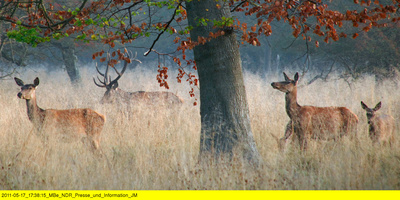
[17,92,30,99]
[271,82,279,89]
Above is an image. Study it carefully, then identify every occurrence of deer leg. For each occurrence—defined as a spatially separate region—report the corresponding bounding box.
[84,114,104,152]
[296,129,307,151]
[299,137,307,151]
[91,138,100,151]
[278,138,286,152]
[279,121,293,151]
[389,135,394,147]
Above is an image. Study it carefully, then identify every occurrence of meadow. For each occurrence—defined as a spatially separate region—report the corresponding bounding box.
[1,65,400,189]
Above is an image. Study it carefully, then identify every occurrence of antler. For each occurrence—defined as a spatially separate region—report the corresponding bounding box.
[130,51,142,64]
[93,51,141,88]
[93,53,111,88]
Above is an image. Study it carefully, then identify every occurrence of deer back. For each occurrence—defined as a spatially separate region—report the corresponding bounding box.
[129,91,184,105]
[296,106,358,139]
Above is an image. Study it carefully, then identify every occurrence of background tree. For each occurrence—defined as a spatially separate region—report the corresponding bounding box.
[1,0,399,166]
[52,38,82,85]
[0,0,90,84]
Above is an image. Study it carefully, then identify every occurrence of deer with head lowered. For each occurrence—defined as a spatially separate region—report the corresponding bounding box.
[361,101,395,146]
[93,56,184,105]
[271,72,359,150]
[15,77,105,151]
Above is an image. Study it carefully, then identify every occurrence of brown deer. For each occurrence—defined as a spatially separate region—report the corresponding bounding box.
[361,101,395,145]
[15,77,105,151]
[93,56,184,105]
[271,72,358,150]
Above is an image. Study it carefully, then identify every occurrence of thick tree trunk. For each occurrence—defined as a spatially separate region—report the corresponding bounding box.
[53,40,81,86]
[61,47,81,85]
[186,0,261,166]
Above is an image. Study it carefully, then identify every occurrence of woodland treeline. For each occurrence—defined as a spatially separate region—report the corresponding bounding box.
[1,1,399,83]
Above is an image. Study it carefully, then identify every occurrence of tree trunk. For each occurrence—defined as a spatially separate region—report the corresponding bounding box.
[186,0,262,166]
[53,40,82,86]
[62,47,81,85]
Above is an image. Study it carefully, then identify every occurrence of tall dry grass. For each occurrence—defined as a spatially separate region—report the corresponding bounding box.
[1,66,400,189]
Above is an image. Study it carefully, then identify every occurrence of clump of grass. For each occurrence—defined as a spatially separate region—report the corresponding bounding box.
[1,67,399,189]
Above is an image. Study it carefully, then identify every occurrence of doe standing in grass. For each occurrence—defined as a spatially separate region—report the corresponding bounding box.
[271,72,359,150]
[15,77,105,151]
[361,101,395,146]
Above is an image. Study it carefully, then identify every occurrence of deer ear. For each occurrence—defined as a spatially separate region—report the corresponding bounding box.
[283,72,290,81]
[33,77,40,86]
[361,101,368,110]
[14,77,24,86]
[294,72,299,82]
[373,102,382,111]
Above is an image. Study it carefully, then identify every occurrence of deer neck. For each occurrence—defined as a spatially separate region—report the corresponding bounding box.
[285,87,301,119]
[25,97,45,128]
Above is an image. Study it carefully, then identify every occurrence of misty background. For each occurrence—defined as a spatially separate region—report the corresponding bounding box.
[1,1,399,87]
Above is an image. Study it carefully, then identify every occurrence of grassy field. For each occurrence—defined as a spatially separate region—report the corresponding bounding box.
[1,66,400,190]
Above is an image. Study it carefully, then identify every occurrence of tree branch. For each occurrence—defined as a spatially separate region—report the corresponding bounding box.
[144,3,180,56]
[231,0,261,12]
[1,0,89,31]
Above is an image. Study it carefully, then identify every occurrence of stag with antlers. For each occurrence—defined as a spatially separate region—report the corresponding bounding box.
[93,53,184,106]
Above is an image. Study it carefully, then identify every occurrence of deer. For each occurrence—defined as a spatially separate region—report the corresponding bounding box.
[271,72,359,150]
[360,101,395,146]
[93,55,184,106]
[14,77,105,151]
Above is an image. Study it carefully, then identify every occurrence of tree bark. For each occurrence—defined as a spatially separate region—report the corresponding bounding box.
[186,0,262,166]
[53,39,82,86]
[62,46,81,85]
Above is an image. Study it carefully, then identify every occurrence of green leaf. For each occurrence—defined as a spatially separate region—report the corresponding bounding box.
[85,18,94,25]
[75,19,82,27]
